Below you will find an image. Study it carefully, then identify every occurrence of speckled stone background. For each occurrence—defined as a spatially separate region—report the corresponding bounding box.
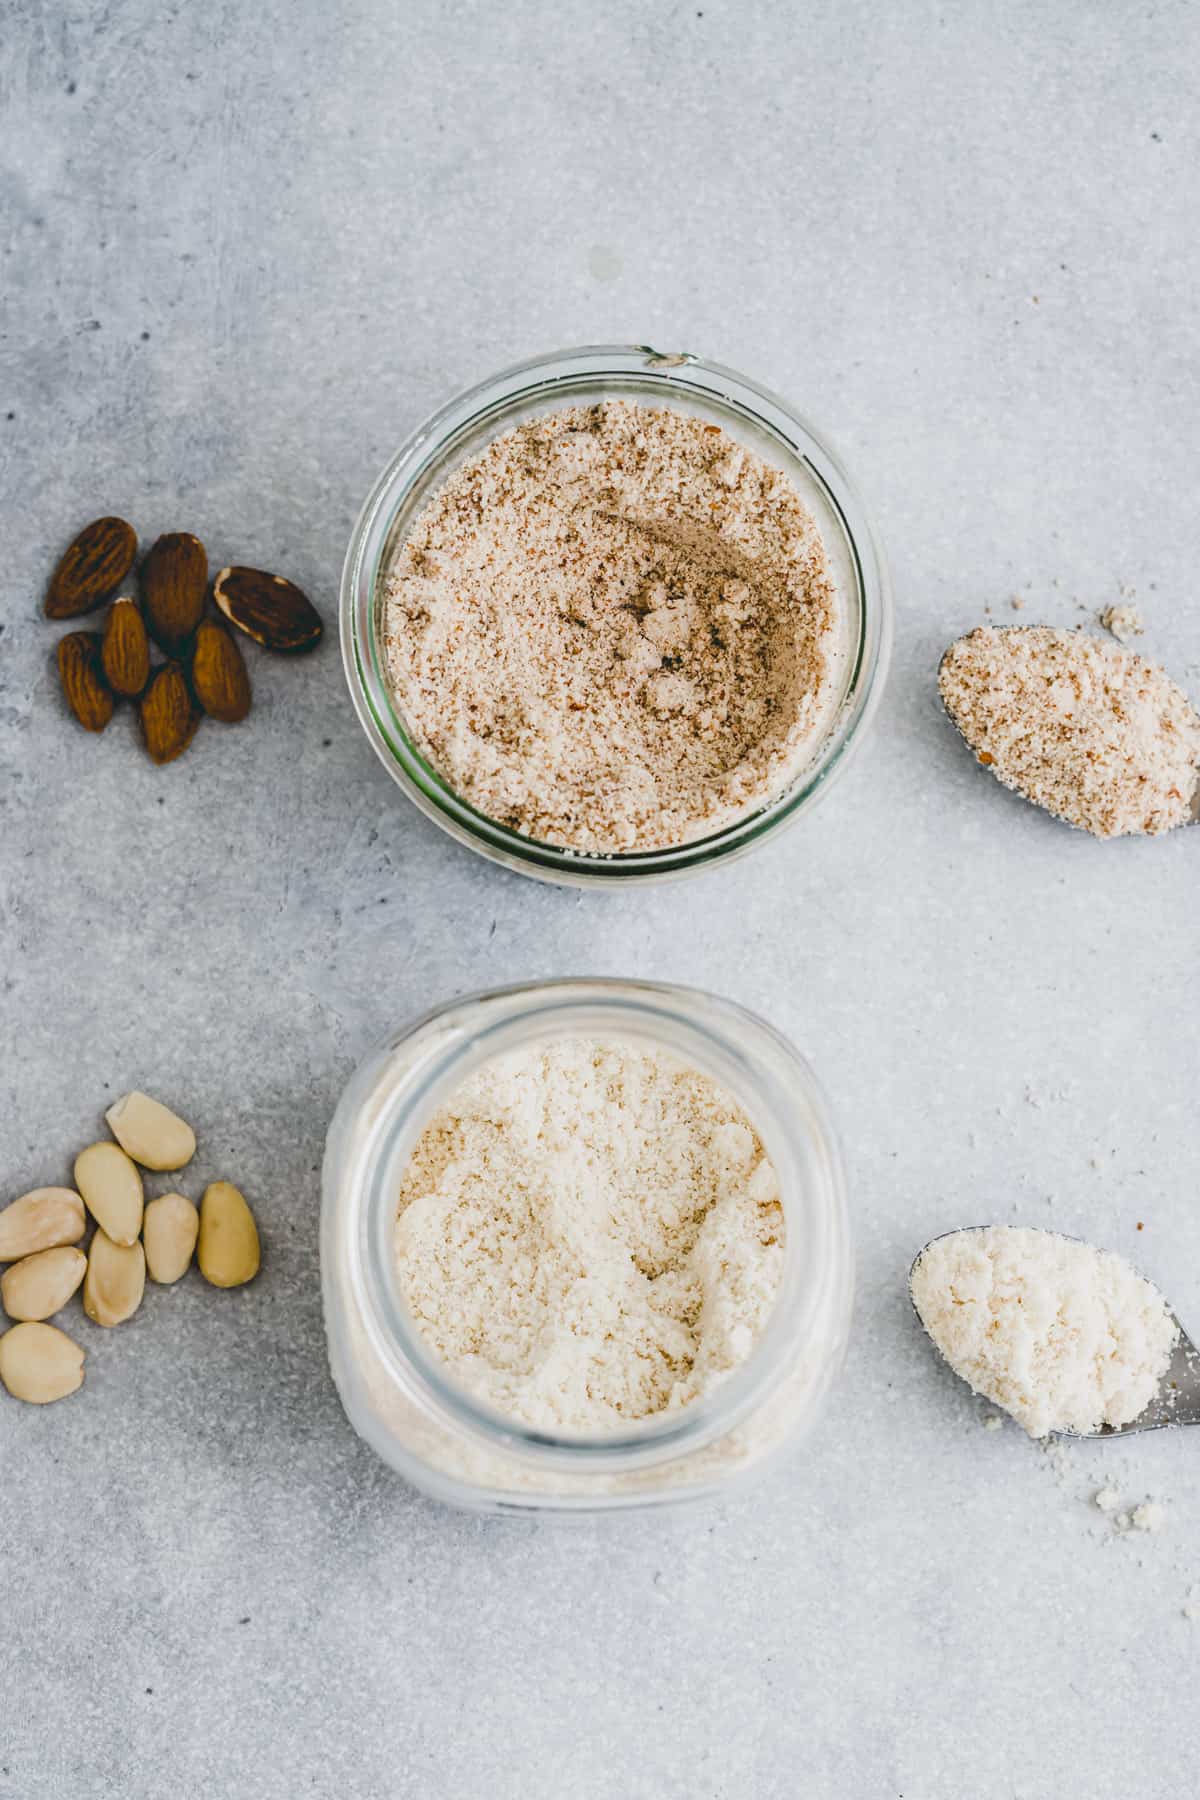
[3,3,1199,1795]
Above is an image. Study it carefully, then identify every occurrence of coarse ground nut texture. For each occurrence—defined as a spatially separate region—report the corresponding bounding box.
[382,401,840,852]
[910,1226,1178,1438]
[939,625,1200,837]
[394,1038,785,1432]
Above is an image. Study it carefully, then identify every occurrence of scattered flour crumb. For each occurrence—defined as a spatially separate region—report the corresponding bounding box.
[1094,1487,1168,1536]
[1100,602,1145,644]
[1039,1437,1076,1487]
[1024,1081,1072,1109]
[1183,1586,1200,1622]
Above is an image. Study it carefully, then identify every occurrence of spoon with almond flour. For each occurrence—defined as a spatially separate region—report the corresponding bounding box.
[908,1225,1200,1438]
[937,626,1200,837]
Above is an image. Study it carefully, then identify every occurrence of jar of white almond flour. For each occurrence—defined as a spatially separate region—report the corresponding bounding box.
[321,979,853,1513]
[339,344,890,886]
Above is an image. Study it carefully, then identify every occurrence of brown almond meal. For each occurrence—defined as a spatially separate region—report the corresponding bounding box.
[382,401,844,853]
[939,625,1200,837]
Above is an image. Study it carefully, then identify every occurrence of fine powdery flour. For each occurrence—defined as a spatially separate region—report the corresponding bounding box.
[910,1225,1178,1438]
[393,1037,785,1433]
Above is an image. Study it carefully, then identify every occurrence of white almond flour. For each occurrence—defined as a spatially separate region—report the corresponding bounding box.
[393,1037,785,1433]
[938,625,1200,837]
[382,400,841,854]
[910,1226,1178,1438]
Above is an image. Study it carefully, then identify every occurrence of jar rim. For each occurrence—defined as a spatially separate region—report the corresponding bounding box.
[339,343,892,886]
[332,978,850,1474]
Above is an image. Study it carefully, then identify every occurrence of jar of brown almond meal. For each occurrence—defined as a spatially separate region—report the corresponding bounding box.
[340,345,891,885]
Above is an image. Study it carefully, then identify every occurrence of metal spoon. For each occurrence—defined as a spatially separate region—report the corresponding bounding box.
[936,631,1200,828]
[909,1227,1200,1437]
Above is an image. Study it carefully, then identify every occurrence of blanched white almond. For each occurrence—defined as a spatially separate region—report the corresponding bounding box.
[74,1142,143,1245]
[0,1246,87,1321]
[105,1091,196,1172]
[143,1192,199,1284]
[0,1321,85,1403]
[83,1230,146,1327]
[0,1187,86,1261]
[198,1181,260,1288]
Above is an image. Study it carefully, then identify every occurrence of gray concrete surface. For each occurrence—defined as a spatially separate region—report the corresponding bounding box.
[3,3,1199,1795]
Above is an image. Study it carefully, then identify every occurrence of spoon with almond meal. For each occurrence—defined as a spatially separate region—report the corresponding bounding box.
[937,625,1200,836]
[909,1224,1200,1438]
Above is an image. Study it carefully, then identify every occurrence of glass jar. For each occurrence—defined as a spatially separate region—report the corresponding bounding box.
[340,344,891,887]
[321,979,853,1513]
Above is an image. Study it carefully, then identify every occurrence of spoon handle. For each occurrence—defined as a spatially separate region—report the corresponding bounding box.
[1093,1326,1200,1436]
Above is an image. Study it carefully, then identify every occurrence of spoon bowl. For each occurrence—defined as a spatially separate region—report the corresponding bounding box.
[937,627,1200,834]
[909,1226,1200,1438]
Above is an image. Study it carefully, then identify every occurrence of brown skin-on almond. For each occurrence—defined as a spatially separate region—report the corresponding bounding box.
[191,618,252,722]
[100,597,151,698]
[139,661,200,764]
[213,566,322,654]
[57,632,114,732]
[46,516,137,618]
[141,532,207,652]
